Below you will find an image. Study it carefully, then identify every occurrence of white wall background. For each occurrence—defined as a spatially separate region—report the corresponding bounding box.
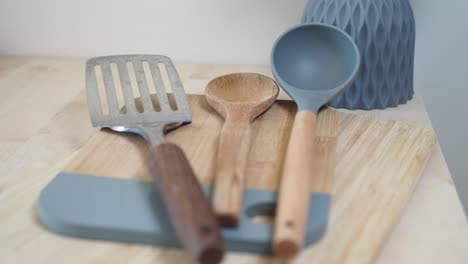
[411,0,468,213]
[0,0,305,64]
[0,0,467,212]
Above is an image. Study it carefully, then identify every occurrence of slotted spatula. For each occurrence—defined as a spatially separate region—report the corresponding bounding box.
[85,54,223,264]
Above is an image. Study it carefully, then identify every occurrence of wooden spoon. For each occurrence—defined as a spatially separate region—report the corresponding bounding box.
[205,73,279,226]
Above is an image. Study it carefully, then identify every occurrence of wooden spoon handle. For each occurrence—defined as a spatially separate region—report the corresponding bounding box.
[147,143,223,264]
[274,110,317,258]
[212,117,251,226]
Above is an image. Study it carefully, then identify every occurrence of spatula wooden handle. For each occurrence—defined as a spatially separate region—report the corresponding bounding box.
[147,143,223,264]
[212,118,251,227]
[274,110,317,258]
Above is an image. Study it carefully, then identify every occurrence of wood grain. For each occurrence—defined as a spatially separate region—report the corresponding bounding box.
[147,143,223,264]
[64,95,293,188]
[298,113,438,264]
[313,108,339,194]
[64,94,436,263]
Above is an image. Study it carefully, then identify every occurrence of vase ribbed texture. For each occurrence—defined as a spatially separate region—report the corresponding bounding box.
[302,0,415,109]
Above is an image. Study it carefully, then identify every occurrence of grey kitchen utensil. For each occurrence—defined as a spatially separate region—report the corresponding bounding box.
[271,23,360,257]
[85,55,223,264]
[303,0,416,109]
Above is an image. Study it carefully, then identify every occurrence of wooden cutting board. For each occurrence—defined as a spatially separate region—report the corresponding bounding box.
[62,94,436,264]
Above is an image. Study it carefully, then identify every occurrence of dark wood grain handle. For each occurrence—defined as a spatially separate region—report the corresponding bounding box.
[147,143,224,264]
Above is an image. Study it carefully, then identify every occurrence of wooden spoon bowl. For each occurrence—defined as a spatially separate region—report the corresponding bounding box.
[206,73,279,121]
[205,73,279,226]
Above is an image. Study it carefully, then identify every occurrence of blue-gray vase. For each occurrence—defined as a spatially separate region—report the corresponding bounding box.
[303,0,415,109]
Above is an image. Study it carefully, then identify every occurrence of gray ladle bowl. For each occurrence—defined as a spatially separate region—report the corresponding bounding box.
[272,23,360,112]
[270,23,360,257]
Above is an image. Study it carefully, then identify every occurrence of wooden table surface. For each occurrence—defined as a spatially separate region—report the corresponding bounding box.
[1,57,467,263]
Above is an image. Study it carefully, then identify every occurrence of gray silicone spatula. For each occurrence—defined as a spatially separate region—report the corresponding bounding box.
[271,24,360,257]
[86,55,223,264]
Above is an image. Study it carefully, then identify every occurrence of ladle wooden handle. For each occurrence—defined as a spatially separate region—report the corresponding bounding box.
[212,116,251,226]
[274,110,317,258]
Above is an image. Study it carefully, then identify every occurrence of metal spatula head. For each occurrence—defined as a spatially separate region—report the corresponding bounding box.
[85,54,191,131]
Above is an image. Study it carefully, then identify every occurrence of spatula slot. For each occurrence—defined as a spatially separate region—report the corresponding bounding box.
[126,62,143,113]
[142,61,162,112]
[148,62,171,112]
[158,63,178,111]
[94,65,109,115]
[110,62,127,114]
